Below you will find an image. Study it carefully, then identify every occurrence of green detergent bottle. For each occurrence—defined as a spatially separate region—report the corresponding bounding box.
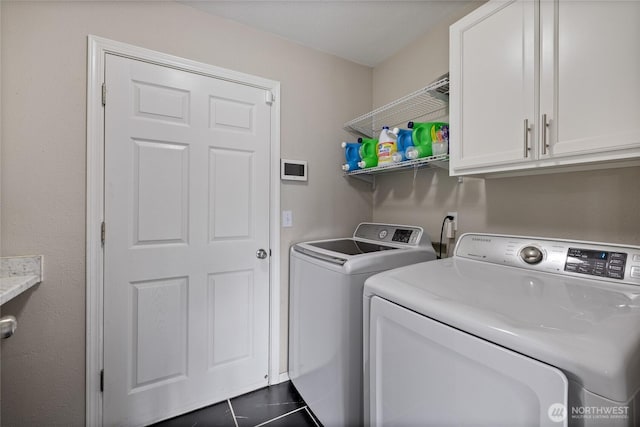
[406,121,449,160]
[357,137,379,168]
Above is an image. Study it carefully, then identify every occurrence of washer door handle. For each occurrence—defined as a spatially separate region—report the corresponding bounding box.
[256,249,268,259]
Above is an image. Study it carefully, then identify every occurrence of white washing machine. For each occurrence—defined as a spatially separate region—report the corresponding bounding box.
[289,223,436,427]
[364,233,640,427]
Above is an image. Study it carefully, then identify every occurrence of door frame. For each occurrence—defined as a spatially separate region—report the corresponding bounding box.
[85,35,281,426]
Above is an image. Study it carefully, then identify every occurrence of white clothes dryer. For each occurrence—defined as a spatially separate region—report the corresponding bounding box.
[364,233,640,427]
[289,223,436,427]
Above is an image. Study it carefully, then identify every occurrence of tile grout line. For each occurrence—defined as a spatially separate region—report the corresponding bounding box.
[304,406,320,427]
[252,406,307,427]
[227,399,240,427]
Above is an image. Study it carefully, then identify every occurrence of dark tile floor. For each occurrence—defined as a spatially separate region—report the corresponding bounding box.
[153,381,321,427]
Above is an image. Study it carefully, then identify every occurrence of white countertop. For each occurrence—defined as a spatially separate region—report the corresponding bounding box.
[0,275,41,305]
[0,256,43,305]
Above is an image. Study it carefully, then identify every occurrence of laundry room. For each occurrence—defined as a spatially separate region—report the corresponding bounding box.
[1,1,639,426]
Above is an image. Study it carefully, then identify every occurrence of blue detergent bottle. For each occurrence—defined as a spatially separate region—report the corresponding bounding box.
[392,128,415,162]
[341,141,362,171]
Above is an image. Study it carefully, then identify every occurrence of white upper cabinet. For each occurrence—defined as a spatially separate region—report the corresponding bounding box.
[541,0,640,159]
[450,0,640,176]
[450,0,536,172]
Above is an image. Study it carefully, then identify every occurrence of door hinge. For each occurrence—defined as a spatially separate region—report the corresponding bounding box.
[265,91,275,105]
[101,83,106,106]
[100,369,104,392]
[101,221,105,246]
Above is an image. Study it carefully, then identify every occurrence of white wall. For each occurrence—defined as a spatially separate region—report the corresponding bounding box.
[372,3,640,248]
[0,1,372,424]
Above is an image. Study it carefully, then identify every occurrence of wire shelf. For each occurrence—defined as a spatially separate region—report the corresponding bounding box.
[344,154,450,178]
[343,74,449,138]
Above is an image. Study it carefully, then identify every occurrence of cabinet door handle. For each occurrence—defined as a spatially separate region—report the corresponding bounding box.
[542,113,549,155]
[524,119,531,158]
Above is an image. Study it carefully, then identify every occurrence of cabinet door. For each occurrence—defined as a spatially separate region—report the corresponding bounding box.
[450,0,536,175]
[540,0,640,159]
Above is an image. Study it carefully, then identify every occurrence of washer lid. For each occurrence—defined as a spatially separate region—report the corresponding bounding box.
[306,239,399,255]
[364,257,640,403]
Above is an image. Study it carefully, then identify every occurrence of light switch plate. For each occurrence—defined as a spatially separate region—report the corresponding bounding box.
[282,210,293,228]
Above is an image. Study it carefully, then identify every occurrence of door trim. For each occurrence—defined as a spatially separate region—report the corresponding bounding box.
[86,35,281,426]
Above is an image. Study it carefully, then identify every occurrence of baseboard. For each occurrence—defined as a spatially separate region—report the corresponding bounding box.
[278,372,290,383]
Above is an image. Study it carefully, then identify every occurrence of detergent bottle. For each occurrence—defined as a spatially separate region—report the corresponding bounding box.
[405,121,449,160]
[432,124,449,156]
[341,141,362,172]
[376,126,398,166]
[357,137,379,169]
[392,127,415,162]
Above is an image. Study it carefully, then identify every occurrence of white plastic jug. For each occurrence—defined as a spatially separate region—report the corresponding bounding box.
[376,126,398,166]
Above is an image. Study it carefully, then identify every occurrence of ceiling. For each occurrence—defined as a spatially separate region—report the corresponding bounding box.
[183,1,473,67]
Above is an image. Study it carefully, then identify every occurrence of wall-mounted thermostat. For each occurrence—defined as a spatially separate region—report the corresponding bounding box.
[281,159,307,181]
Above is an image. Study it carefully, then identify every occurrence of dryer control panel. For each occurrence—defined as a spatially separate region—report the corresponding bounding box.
[455,233,640,286]
[564,248,627,280]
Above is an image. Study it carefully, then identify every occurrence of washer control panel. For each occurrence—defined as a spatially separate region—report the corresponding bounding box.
[391,228,414,244]
[455,233,640,286]
[354,223,425,247]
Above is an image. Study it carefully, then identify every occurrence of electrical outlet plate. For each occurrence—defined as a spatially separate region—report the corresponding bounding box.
[447,212,458,231]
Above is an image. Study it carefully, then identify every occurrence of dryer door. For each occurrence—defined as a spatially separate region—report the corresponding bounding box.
[369,296,568,427]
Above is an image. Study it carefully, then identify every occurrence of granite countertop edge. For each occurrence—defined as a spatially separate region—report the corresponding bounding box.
[0,255,43,305]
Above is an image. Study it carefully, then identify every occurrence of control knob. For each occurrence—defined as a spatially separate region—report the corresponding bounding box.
[520,246,543,264]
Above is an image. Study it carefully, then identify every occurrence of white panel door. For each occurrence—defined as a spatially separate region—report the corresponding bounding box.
[369,296,568,427]
[450,0,536,173]
[103,54,271,426]
[540,0,640,158]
